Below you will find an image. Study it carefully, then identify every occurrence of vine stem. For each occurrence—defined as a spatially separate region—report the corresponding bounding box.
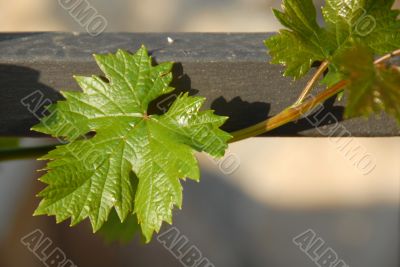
[0,50,399,160]
[293,60,329,106]
[229,80,347,142]
[374,49,400,64]
[229,49,400,143]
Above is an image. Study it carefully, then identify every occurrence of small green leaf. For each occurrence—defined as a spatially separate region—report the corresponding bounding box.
[337,44,400,123]
[323,0,400,55]
[265,0,328,79]
[32,46,231,242]
[266,0,400,81]
[264,30,327,79]
[320,65,343,87]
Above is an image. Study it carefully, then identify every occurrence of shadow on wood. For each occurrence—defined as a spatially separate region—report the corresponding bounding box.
[0,64,62,137]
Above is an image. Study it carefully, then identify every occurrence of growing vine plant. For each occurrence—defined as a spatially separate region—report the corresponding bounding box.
[1,0,400,243]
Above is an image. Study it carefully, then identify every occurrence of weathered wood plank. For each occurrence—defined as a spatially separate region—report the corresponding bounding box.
[0,32,398,137]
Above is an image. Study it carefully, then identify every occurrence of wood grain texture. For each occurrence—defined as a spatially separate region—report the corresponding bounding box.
[0,33,398,137]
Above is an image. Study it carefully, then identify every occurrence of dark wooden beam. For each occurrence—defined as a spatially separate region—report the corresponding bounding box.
[0,32,399,137]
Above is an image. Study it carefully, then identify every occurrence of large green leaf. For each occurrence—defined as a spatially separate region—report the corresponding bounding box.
[32,46,231,242]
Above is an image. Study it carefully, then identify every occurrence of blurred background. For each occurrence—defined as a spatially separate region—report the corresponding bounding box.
[0,0,399,267]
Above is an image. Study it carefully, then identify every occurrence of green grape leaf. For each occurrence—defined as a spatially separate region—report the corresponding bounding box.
[32,46,231,242]
[337,44,400,123]
[266,0,400,82]
[323,0,400,55]
[264,0,328,79]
